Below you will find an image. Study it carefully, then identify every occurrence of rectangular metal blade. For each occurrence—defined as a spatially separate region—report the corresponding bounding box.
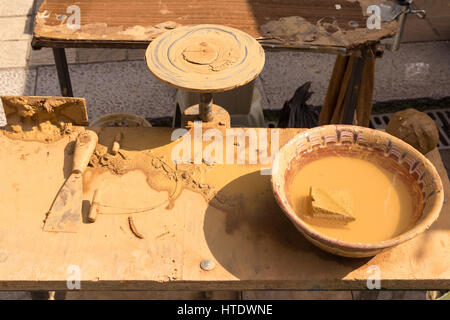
[43,173,83,233]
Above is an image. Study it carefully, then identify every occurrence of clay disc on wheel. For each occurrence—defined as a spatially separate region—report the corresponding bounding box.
[145,24,265,93]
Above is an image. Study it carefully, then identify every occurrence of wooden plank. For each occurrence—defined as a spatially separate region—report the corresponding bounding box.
[33,0,397,51]
[1,96,88,126]
[0,127,448,291]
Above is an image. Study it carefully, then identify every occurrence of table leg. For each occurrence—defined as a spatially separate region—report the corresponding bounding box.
[52,48,74,97]
[319,46,376,127]
[341,53,366,124]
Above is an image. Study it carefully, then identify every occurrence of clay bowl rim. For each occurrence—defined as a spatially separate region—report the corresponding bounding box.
[271,124,444,252]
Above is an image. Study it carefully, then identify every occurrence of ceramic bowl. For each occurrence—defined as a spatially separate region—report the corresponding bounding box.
[271,125,444,258]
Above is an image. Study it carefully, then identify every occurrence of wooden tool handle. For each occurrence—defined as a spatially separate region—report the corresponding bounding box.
[88,189,101,223]
[72,130,98,174]
[111,132,122,155]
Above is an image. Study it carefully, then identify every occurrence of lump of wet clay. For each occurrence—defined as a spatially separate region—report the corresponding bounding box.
[260,16,317,43]
[310,186,355,223]
[386,108,439,154]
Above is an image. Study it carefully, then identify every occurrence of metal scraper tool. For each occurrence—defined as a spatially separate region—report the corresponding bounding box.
[44,130,98,233]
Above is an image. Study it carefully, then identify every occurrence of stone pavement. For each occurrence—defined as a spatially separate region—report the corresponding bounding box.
[0,0,449,300]
[0,289,431,300]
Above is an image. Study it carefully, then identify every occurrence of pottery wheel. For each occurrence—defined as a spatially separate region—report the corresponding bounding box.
[145,24,265,93]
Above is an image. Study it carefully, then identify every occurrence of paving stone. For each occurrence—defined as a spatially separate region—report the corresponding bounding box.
[0,0,35,17]
[127,49,146,61]
[28,47,76,66]
[0,40,30,69]
[242,290,353,300]
[34,0,45,13]
[0,68,36,96]
[66,290,239,300]
[76,48,127,64]
[36,60,176,122]
[402,291,428,300]
[373,41,450,102]
[0,16,33,40]
[430,16,450,40]
[352,290,427,300]
[260,50,335,109]
[0,291,31,300]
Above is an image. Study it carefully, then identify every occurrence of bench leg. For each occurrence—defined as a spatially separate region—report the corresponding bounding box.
[341,54,366,124]
[52,48,73,97]
[319,46,376,127]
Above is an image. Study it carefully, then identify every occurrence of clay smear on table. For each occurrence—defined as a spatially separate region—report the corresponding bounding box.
[35,9,182,42]
[285,150,423,243]
[88,151,216,210]
[260,0,397,48]
[84,127,281,212]
[1,96,88,143]
[85,127,220,210]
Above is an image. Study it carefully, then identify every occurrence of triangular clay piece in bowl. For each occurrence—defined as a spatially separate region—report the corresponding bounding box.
[310,186,356,223]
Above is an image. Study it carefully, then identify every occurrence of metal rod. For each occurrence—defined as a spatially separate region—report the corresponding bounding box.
[52,48,73,97]
[199,93,213,122]
[392,4,408,51]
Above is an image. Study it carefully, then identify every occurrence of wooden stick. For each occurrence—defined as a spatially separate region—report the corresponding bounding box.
[88,189,101,223]
[355,56,375,127]
[319,54,349,125]
[111,132,122,155]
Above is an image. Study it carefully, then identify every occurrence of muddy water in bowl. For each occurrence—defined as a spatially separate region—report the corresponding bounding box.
[285,146,423,243]
[272,125,443,257]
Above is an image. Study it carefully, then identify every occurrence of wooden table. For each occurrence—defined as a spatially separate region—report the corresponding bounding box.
[0,126,448,291]
[32,0,397,123]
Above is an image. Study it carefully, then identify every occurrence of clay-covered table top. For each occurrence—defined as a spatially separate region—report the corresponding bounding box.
[32,0,397,53]
[0,126,448,291]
